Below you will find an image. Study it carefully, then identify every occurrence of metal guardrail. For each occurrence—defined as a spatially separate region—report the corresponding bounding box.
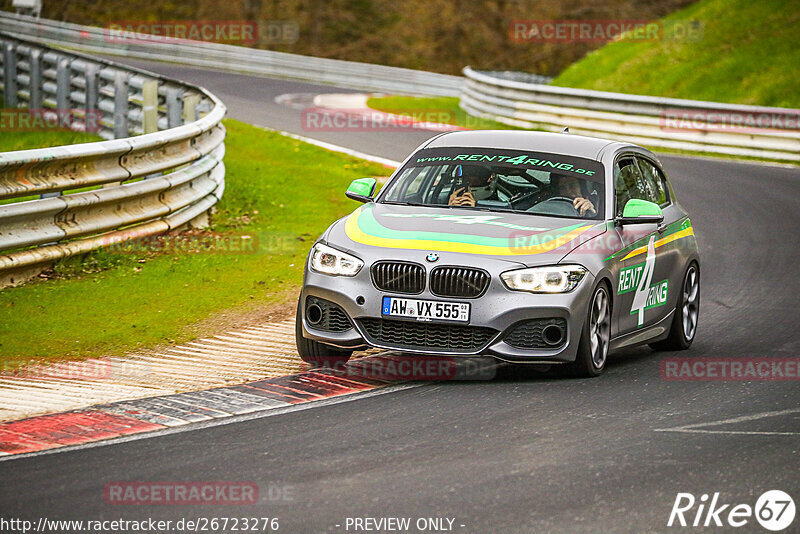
[0,32,226,283]
[461,67,800,161]
[0,12,794,285]
[0,11,461,97]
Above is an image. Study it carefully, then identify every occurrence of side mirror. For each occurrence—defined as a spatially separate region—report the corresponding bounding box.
[346,177,377,203]
[616,199,664,225]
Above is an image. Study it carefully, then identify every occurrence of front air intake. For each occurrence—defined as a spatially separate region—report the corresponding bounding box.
[357,318,497,352]
[504,318,567,349]
[305,296,353,332]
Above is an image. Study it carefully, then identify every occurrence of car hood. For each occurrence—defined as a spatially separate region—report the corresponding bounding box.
[327,203,606,267]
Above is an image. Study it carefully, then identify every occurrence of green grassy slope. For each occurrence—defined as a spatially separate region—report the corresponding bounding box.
[552,0,800,108]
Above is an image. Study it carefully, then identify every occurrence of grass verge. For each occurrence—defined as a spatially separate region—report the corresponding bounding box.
[0,119,390,366]
[0,130,104,152]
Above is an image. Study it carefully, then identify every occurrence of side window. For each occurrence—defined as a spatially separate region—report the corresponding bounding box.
[390,166,437,202]
[385,167,424,202]
[636,158,669,206]
[614,157,644,216]
[404,168,428,198]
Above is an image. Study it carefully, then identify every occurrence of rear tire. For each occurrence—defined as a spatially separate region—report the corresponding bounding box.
[649,262,699,351]
[566,282,611,378]
[295,297,352,369]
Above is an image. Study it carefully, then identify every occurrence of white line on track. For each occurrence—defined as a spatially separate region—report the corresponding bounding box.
[654,407,800,436]
[253,124,401,168]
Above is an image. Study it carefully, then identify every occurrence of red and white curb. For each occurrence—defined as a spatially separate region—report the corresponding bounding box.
[0,319,313,423]
[311,93,469,133]
[275,92,468,135]
[0,366,388,457]
[0,354,500,457]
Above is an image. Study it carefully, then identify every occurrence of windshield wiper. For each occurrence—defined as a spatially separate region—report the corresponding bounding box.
[382,201,419,206]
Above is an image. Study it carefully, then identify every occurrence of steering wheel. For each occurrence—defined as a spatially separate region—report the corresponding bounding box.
[546,196,577,205]
[528,196,580,215]
[510,188,550,210]
[544,196,579,210]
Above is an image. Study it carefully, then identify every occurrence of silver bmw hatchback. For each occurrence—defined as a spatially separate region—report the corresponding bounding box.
[296,130,700,377]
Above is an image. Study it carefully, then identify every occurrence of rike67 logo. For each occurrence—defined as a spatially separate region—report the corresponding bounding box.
[668,490,795,531]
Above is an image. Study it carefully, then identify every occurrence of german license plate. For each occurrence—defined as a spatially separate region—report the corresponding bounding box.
[382,296,470,323]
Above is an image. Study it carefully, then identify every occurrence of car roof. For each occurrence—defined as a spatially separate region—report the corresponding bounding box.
[424,130,632,161]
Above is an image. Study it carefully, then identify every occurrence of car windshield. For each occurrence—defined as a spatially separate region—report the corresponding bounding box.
[379,147,605,220]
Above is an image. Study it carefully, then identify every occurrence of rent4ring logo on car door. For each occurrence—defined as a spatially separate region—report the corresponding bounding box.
[618,236,669,327]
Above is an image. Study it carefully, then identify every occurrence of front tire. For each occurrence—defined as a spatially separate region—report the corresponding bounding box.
[566,283,611,378]
[295,297,352,368]
[649,262,699,351]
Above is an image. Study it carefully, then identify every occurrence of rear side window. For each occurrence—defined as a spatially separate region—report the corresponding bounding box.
[636,158,669,206]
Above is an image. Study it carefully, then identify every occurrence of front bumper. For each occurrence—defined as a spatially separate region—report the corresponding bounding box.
[300,263,595,363]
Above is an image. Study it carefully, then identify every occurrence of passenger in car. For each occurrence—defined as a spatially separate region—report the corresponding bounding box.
[448,165,497,207]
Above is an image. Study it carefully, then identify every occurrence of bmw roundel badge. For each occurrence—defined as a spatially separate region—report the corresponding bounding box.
[426,253,439,262]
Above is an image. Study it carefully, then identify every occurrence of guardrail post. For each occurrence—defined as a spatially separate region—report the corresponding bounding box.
[166,87,183,128]
[3,42,18,107]
[56,57,71,128]
[84,62,99,134]
[140,80,160,180]
[43,57,68,197]
[141,80,158,134]
[183,94,199,123]
[29,48,43,110]
[113,70,129,138]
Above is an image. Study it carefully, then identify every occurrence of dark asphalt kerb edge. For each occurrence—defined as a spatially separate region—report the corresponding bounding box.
[0,383,422,463]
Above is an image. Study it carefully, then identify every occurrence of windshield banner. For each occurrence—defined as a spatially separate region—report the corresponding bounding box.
[405,147,604,182]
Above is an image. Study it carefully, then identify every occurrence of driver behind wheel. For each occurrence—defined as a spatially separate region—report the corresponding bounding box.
[551,174,597,217]
[448,165,496,207]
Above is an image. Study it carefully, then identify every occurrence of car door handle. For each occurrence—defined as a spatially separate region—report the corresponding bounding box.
[657,222,668,233]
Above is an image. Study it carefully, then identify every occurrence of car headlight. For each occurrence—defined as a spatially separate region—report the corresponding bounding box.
[309,243,364,276]
[501,265,587,293]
